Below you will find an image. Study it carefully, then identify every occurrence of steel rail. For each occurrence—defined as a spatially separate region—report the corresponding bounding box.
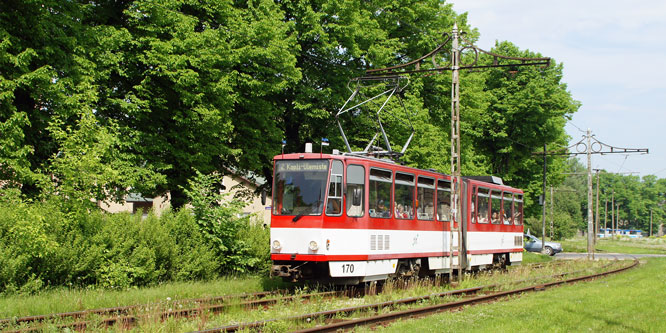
[196,259,636,333]
[3,290,342,332]
[2,260,615,332]
[293,259,638,332]
[0,289,289,329]
[196,286,487,333]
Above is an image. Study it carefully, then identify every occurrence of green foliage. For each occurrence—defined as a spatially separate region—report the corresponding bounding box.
[2,0,662,297]
[238,222,272,274]
[544,158,666,237]
[47,111,165,206]
[0,191,270,294]
[87,0,300,207]
[184,171,262,273]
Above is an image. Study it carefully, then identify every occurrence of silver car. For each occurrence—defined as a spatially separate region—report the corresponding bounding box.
[523,234,563,256]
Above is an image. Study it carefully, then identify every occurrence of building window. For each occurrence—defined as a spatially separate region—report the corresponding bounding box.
[133,202,152,218]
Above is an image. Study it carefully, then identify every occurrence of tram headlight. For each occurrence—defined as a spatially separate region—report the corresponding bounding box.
[272,240,282,251]
[309,241,319,251]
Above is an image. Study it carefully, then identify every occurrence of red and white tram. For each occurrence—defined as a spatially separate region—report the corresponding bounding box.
[270,151,524,284]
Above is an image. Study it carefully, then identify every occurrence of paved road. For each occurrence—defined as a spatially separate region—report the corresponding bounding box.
[554,252,666,260]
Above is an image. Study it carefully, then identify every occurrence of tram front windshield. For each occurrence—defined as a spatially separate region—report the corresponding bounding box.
[273,160,329,216]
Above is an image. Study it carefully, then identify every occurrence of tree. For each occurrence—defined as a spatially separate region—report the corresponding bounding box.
[47,111,165,207]
[0,0,87,195]
[87,0,300,208]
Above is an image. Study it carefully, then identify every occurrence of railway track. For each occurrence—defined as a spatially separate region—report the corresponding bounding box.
[1,260,622,332]
[196,259,637,332]
[0,289,286,329]
[1,289,343,332]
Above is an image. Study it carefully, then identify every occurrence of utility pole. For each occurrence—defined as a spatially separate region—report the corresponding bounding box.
[616,203,620,235]
[550,185,554,240]
[594,169,600,244]
[542,144,547,251]
[586,129,594,259]
[604,199,608,237]
[537,132,647,258]
[359,22,550,283]
[611,192,615,237]
[449,23,462,283]
[650,208,653,237]
[546,187,576,241]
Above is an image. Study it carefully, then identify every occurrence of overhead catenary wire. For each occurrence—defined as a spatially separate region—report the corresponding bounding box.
[567,120,586,134]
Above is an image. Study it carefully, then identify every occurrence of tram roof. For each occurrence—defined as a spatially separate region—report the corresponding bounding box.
[273,153,517,190]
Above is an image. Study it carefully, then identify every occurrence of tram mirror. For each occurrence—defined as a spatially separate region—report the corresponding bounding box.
[261,190,267,206]
[352,188,362,206]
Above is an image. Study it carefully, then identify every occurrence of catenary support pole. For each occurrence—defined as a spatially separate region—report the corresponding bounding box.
[604,199,608,237]
[611,192,615,237]
[550,185,554,240]
[586,129,594,259]
[542,144,547,252]
[595,170,600,244]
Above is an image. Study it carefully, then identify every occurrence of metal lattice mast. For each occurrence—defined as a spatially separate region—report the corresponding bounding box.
[537,132,647,257]
[343,23,551,282]
[586,129,594,259]
[449,23,462,283]
[550,185,554,240]
[595,169,600,244]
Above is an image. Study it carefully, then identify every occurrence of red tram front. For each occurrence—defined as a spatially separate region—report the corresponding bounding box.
[270,152,524,284]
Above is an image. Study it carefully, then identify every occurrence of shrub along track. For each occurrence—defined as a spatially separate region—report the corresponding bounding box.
[196,259,638,332]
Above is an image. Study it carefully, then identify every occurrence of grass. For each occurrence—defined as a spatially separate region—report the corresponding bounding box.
[521,250,554,264]
[560,235,666,254]
[374,257,666,332]
[0,275,286,319]
[1,259,604,331]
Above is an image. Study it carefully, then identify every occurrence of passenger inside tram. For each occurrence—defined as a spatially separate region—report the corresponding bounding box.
[438,203,451,221]
[478,208,489,223]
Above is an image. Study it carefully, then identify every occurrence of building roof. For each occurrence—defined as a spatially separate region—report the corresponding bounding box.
[126,192,153,203]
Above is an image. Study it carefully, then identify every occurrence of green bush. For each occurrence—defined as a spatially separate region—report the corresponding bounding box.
[183,171,261,273]
[238,220,271,273]
[0,188,268,294]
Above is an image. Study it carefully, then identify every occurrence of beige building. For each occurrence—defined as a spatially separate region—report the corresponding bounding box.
[99,172,272,226]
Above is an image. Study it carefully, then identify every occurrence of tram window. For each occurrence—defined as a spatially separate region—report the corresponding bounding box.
[346,165,365,217]
[477,188,489,223]
[471,186,477,223]
[326,160,343,216]
[273,160,328,216]
[369,168,392,218]
[514,194,524,225]
[503,193,513,225]
[417,177,435,220]
[491,190,501,224]
[437,180,451,222]
[394,173,415,219]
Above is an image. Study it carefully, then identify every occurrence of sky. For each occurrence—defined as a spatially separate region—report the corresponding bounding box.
[450,0,666,179]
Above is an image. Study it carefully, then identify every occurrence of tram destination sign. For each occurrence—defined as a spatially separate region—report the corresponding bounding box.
[277,161,328,172]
